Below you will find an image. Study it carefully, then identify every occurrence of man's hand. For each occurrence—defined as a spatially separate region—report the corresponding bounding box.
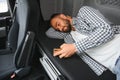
[53,43,77,58]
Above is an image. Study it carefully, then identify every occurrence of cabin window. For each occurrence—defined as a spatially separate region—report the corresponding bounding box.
[0,0,8,13]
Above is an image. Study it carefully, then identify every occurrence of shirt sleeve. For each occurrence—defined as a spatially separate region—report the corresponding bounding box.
[74,6,115,54]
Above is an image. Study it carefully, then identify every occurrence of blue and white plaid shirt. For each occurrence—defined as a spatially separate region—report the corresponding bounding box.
[73,6,115,54]
[46,6,120,76]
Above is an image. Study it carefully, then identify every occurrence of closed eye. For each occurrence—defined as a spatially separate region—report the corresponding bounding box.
[56,22,60,27]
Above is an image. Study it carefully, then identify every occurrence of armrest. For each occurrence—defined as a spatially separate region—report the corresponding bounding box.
[15,31,35,68]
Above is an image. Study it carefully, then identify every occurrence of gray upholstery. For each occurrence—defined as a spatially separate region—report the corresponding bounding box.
[0,53,15,79]
[0,0,39,79]
[83,0,120,25]
[40,0,63,20]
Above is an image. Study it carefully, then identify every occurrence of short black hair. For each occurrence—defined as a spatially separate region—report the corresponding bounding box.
[49,13,61,27]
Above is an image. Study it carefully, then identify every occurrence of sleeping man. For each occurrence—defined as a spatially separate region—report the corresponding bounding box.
[46,6,120,80]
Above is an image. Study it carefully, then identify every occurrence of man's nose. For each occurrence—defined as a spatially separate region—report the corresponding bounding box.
[59,27,63,31]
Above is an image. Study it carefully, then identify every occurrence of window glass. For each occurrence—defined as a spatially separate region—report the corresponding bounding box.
[0,0,8,13]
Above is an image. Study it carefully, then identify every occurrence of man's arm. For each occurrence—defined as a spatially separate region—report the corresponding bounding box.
[75,6,115,54]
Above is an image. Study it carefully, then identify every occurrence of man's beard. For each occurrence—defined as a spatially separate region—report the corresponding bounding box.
[63,20,72,33]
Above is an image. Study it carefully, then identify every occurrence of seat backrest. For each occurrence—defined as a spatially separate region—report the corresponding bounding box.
[7,0,40,52]
[83,0,120,25]
[7,0,40,68]
[7,0,29,52]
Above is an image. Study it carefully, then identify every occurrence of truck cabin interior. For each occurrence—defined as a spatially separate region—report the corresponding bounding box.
[0,0,120,80]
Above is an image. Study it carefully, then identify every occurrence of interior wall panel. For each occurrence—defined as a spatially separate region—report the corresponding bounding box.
[40,0,63,20]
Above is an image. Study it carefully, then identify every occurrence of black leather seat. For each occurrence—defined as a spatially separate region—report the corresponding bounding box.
[0,0,40,79]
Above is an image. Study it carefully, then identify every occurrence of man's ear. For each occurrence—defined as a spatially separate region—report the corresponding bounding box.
[59,14,67,19]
